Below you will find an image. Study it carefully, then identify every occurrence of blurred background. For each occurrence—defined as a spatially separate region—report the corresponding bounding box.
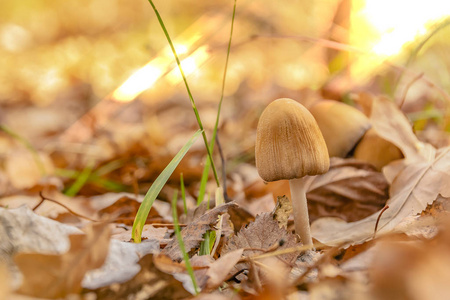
[0,0,449,197]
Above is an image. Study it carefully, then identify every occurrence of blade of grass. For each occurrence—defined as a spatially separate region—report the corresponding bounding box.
[196,0,237,205]
[147,0,219,187]
[171,190,199,294]
[56,168,127,192]
[132,129,202,243]
[197,0,237,206]
[180,172,187,215]
[64,162,94,196]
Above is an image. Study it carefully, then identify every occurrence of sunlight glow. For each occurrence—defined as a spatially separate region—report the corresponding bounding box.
[359,0,450,56]
[166,46,210,84]
[112,58,165,102]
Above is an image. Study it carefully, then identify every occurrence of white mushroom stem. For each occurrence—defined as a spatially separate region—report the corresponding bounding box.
[289,177,313,247]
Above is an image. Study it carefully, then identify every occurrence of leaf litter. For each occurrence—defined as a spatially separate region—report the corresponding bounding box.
[1,2,450,299]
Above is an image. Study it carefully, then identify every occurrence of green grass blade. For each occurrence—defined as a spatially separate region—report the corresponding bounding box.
[196,158,210,206]
[180,173,187,215]
[197,0,237,206]
[147,0,220,187]
[171,190,199,294]
[64,162,94,197]
[132,129,202,243]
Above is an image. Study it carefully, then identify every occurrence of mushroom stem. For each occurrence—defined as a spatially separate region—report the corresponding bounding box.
[289,177,313,247]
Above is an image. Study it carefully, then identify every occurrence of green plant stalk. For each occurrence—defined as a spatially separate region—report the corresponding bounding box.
[55,168,127,192]
[180,173,187,215]
[147,0,219,187]
[172,190,199,294]
[64,162,94,197]
[0,125,46,175]
[197,0,238,205]
[132,130,202,243]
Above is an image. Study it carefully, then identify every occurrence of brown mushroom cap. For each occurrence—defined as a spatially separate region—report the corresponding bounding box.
[255,98,330,182]
[309,100,371,157]
[354,128,403,170]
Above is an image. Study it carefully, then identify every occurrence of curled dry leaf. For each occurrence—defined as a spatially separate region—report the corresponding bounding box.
[15,223,110,299]
[370,96,436,162]
[162,202,238,261]
[205,249,244,290]
[307,158,389,222]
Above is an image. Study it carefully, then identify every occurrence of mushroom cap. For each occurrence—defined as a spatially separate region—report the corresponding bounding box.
[309,100,371,157]
[255,98,329,182]
[354,128,403,171]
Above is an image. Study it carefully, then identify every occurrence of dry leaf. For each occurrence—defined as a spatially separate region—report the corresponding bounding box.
[82,238,160,290]
[312,146,450,246]
[311,96,450,246]
[162,202,237,261]
[93,254,190,300]
[370,96,435,162]
[0,206,82,288]
[272,195,293,228]
[205,249,244,290]
[307,158,389,222]
[222,213,299,278]
[15,223,110,298]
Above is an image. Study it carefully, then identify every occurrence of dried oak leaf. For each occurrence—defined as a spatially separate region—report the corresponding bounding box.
[311,96,450,246]
[222,213,299,277]
[15,223,110,299]
[162,202,237,261]
[92,254,191,300]
[307,158,389,222]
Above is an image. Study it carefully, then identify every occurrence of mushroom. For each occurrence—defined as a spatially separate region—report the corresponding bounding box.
[309,100,371,157]
[255,98,329,246]
[354,128,403,171]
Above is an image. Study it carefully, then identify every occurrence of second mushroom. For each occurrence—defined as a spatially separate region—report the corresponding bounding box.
[255,98,329,247]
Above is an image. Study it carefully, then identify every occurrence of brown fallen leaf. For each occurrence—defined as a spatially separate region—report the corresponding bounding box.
[15,223,110,298]
[312,147,450,246]
[272,195,293,228]
[307,158,389,222]
[205,248,244,290]
[222,213,299,280]
[92,254,191,300]
[370,95,436,162]
[162,202,238,261]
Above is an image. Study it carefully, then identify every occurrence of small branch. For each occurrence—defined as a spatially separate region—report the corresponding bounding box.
[397,72,424,109]
[36,191,99,222]
[373,205,390,239]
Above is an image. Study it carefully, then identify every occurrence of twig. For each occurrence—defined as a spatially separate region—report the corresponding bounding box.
[36,191,99,222]
[397,72,424,109]
[373,205,390,239]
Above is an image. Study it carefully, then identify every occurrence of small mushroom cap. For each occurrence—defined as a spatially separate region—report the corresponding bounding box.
[255,98,330,182]
[354,128,403,171]
[309,100,371,157]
